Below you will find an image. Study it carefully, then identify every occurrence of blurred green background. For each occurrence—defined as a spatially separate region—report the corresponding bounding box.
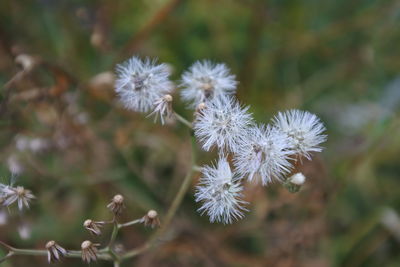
[1,0,400,266]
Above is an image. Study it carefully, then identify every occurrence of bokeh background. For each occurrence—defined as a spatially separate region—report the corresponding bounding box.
[1,0,400,266]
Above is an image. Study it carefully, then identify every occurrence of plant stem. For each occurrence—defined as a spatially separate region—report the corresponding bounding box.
[118,218,143,229]
[174,112,192,129]
[0,247,112,261]
[122,133,196,260]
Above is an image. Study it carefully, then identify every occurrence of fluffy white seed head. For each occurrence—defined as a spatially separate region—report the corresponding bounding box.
[115,56,173,113]
[193,95,254,152]
[272,109,327,159]
[195,157,247,224]
[233,125,294,185]
[180,60,237,108]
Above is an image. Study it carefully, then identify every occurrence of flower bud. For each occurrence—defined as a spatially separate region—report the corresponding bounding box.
[46,240,68,263]
[83,219,104,236]
[81,240,100,263]
[142,210,161,228]
[107,194,125,216]
[289,172,306,185]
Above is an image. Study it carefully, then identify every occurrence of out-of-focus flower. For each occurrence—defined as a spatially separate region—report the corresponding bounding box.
[0,209,8,225]
[180,60,237,108]
[7,155,24,175]
[81,240,100,263]
[273,109,327,160]
[107,194,125,216]
[46,240,68,263]
[193,95,254,152]
[15,135,50,153]
[147,94,173,125]
[18,223,32,240]
[142,210,161,228]
[115,56,173,113]
[195,157,247,224]
[1,185,35,210]
[83,219,105,236]
[233,125,293,185]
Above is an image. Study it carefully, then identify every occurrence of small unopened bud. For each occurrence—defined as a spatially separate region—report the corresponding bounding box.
[289,172,306,185]
[46,240,68,263]
[83,219,104,236]
[142,210,161,228]
[81,240,100,263]
[283,172,307,193]
[107,194,125,215]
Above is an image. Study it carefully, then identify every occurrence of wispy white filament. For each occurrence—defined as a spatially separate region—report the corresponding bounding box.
[193,95,254,152]
[272,109,327,159]
[195,157,247,224]
[115,56,173,113]
[234,125,293,185]
[180,60,237,108]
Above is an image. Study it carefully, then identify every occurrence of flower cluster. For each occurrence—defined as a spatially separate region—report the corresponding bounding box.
[115,56,327,224]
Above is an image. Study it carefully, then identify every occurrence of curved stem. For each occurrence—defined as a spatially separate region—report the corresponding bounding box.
[122,133,196,260]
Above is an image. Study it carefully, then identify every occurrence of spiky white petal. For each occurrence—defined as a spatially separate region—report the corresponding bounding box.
[195,157,247,224]
[233,125,293,185]
[193,95,254,152]
[272,109,327,159]
[115,56,173,113]
[180,60,237,108]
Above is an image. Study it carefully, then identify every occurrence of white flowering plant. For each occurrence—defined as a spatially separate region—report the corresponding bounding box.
[0,55,327,266]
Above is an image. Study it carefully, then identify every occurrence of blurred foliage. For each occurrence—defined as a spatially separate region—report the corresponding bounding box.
[1,0,400,266]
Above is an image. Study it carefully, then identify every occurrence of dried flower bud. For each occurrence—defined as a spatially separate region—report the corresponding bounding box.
[83,219,104,236]
[1,186,35,210]
[148,94,174,125]
[46,240,68,263]
[107,194,124,215]
[81,240,100,263]
[194,102,206,116]
[142,210,161,228]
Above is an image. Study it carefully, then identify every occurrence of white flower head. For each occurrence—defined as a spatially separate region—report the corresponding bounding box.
[180,60,237,108]
[195,157,247,224]
[272,109,327,159]
[115,56,173,113]
[234,125,293,185]
[193,95,254,152]
[147,94,173,125]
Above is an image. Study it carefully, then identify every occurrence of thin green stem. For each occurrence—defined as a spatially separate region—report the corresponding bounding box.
[118,218,143,229]
[0,251,14,264]
[108,221,119,248]
[174,112,192,129]
[0,247,112,261]
[122,133,196,260]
